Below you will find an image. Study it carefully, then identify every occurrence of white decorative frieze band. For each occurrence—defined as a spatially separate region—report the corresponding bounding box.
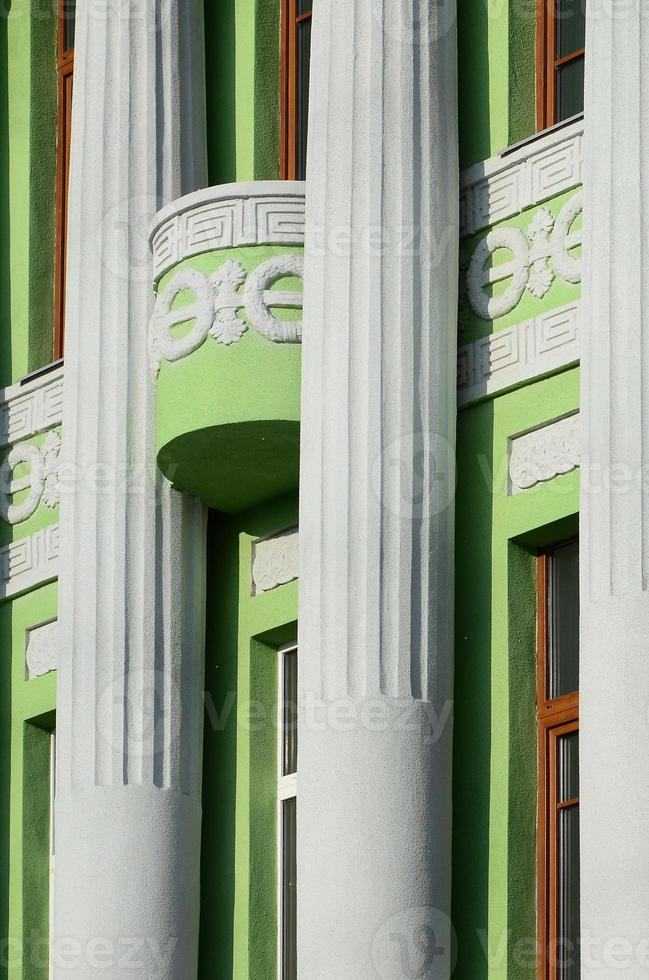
[0,365,64,450]
[0,430,61,525]
[149,255,304,375]
[458,301,580,407]
[0,524,60,599]
[151,181,306,282]
[508,413,580,495]
[460,119,583,238]
[251,527,299,596]
[26,619,58,679]
[466,191,582,320]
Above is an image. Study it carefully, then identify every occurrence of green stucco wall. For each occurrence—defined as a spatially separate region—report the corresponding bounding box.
[1,4,58,977]
[1,583,57,980]
[199,491,298,979]
[0,0,56,389]
[458,0,537,167]
[205,0,281,184]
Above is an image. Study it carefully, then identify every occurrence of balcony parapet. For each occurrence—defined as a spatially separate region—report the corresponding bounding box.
[149,181,305,512]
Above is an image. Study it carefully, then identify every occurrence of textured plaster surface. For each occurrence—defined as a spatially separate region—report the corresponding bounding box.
[579,5,649,975]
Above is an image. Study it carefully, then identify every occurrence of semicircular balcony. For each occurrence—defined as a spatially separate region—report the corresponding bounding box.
[149,181,306,512]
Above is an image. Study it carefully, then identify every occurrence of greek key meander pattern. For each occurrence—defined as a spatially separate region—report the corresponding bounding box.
[458,301,580,407]
[460,123,583,238]
[508,414,580,495]
[0,368,63,528]
[466,191,582,320]
[251,527,299,596]
[0,524,59,599]
[150,255,304,376]
[152,194,306,281]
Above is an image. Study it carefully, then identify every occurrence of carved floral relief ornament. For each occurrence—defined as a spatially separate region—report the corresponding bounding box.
[466,191,583,320]
[0,430,61,526]
[149,254,304,376]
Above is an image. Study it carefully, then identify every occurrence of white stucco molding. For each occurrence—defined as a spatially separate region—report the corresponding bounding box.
[150,181,307,283]
[0,524,59,600]
[251,527,299,595]
[460,118,583,238]
[458,300,580,407]
[465,191,582,320]
[0,363,64,450]
[508,412,580,494]
[26,619,58,679]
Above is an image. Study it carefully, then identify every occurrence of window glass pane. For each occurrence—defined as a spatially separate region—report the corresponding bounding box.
[297,17,312,180]
[62,0,76,52]
[283,650,298,777]
[548,540,579,699]
[558,804,580,978]
[298,0,313,14]
[556,0,585,59]
[556,56,585,124]
[558,732,579,803]
[282,797,297,980]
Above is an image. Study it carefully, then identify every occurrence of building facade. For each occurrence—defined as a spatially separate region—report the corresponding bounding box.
[0,0,644,978]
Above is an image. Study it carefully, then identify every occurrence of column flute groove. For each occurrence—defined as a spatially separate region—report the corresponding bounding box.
[53,2,208,976]
[298,0,459,974]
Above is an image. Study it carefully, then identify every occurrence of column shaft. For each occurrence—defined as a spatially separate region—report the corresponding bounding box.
[298,2,459,976]
[54,3,208,977]
[581,2,649,975]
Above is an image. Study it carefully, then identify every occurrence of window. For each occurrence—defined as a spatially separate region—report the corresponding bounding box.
[537,540,580,980]
[280,0,312,180]
[278,644,298,979]
[537,0,585,130]
[54,0,75,359]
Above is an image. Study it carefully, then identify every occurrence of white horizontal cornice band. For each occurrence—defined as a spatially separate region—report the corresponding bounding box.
[460,119,583,238]
[150,181,307,283]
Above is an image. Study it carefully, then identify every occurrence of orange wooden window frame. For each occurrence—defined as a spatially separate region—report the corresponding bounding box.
[536,546,580,980]
[536,0,585,131]
[280,0,312,180]
[54,0,74,360]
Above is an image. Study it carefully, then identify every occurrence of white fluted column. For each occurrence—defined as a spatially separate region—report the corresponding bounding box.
[581,3,649,975]
[298,2,458,977]
[54,2,207,977]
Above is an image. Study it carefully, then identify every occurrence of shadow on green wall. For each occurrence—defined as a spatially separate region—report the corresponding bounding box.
[205,0,237,185]
[452,398,494,978]
[0,8,11,969]
[0,2,10,390]
[28,0,57,373]
[199,511,240,977]
[22,712,55,980]
[458,0,492,168]
[0,603,11,980]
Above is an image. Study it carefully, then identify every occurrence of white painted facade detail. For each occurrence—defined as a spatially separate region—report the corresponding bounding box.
[0,523,59,600]
[251,527,299,595]
[579,4,649,976]
[466,191,582,320]
[508,413,580,495]
[151,182,306,281]
[0,365,64,449]
[298,0,458,976]
[52,2,208,977]
[26,619,59,679]
[458,300,580,406]
[460,119,583,237]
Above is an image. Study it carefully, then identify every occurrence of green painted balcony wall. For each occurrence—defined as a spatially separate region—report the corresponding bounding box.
[151,184,305,514]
